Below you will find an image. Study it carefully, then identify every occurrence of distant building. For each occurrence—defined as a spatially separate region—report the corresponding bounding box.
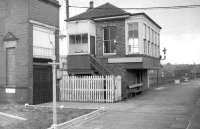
[65,2,161,98]
[0,0,59,104]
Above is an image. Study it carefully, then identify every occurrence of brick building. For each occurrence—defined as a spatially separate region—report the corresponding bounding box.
[0,0,59,104]
[66,2,161,98]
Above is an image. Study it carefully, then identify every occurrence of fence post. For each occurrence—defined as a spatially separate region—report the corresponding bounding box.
[114,75,122,101]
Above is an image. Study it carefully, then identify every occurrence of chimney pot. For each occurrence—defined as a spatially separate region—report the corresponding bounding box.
[89,1,94,9]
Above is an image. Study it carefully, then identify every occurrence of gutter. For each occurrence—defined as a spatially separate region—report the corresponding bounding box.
[93,15,130,21]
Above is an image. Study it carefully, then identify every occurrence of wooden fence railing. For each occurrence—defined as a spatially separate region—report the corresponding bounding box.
[60,75,121,103]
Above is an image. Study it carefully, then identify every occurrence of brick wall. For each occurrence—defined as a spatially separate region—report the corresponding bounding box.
[95,19,126,56]
[29,0,60,61]
[0,0,59,104]
[0,0,30,103]
[95,19,150,98]
[29,0,59,27]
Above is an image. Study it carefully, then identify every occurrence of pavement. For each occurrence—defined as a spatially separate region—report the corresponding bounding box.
[44,79,200,129]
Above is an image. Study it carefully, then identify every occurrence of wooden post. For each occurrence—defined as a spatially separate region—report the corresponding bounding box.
[114,76,122,101]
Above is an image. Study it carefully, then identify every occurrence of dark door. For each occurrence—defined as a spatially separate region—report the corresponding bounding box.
[33,65,52,104]
[90,36,95,55]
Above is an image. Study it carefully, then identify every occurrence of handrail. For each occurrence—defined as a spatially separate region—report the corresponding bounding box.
[89,55,111,75]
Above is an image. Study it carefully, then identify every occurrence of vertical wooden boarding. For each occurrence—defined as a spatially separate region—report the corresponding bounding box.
[101,75,104,102]
[107,75,110,103]
[108,75,112,102]
[105,75,108,103]
[72,76,74,101]
[59,75,116,103]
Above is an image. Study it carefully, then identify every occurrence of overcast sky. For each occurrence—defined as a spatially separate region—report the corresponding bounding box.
[59,0,200,64]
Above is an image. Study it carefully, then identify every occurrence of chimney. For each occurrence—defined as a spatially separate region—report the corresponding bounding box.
[89,1,94,9]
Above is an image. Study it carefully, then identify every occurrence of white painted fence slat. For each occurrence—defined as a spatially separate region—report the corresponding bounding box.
[60,75,117,103]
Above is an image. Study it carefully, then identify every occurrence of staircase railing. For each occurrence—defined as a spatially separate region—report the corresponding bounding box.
[89,55,111,75]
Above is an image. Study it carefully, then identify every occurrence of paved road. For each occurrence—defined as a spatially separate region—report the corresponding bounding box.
[52,79,200,129]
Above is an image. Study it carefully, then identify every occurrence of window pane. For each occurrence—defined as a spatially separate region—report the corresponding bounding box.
[134,38,139,46]
[133,23,138,38]
[82,34,88,43]
[110,26,116,40]
[144,24,147,39]
[128,31,133,38]
[133,47,139,53]
[133,23,138,29]
[128,24,133,31]
[69,35,75,44]
[104,41,116,53]
[133,30,138,38]
[148,41,150,55]
[148,27,150,41]
[110,40,116,53]
[76,35,81,44]
[104,41,110,53]
[128,38,134,45]
[104,28,109,40]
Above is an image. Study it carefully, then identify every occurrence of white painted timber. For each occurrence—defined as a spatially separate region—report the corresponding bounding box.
[0,112,26,121]
[108,57,143,63]
[5,88,16,93]
[60,75,119,103]
[3,41,17,48]
[67,20,96,35]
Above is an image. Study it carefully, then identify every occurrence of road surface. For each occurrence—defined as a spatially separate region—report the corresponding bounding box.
[68,79,200,129]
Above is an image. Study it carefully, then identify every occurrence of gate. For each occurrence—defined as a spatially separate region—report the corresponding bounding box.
[33,65,52,104]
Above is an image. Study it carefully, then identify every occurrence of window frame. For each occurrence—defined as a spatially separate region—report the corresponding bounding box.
[69,33,88,44]
[127,22,140,54]
[103,26,117,55]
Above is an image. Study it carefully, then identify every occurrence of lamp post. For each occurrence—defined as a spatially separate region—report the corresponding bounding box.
[157,48,167,87]
[49,56,59,129]
[49,32,66,129]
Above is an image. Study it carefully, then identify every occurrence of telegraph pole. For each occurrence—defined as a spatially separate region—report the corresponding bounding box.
[66,0,69,21]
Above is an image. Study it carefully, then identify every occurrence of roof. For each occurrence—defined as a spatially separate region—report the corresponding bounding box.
[39,0,60,7]
[68,3,130,21]
[131,13,162,29]
[68,3,161,29]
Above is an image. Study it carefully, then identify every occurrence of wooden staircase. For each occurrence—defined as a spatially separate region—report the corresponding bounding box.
[89,55,111,75]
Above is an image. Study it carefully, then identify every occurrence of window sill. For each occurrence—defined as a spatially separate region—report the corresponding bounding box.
[68,53,89,55]
[103,53,116,56]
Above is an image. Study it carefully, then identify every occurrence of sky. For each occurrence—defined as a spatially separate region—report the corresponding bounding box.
[58,0,200,64]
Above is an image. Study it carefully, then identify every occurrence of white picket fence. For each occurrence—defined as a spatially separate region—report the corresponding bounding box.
[60,75,121,103]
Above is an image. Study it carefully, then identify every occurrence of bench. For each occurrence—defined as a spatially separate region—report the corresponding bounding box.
[128,83,143,97]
